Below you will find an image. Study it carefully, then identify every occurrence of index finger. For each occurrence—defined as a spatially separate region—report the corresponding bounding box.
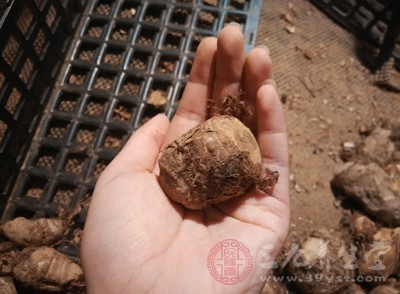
[211,23,245,114]
[162,37,217,146]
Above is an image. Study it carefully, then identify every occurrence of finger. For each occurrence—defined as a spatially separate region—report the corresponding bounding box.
[109,114,170,173]
[243,46,273,133]
[256,83,289,205]
[163,37,217,146]
[211,23,245,114]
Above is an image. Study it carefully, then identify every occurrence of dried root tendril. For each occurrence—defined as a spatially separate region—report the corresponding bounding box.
[256,167,279,193]
[207,91,254,120]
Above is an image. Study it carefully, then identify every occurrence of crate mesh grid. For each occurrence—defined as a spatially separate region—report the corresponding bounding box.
[1,0,263,258]
[310,0,400,74]
[0,0,85,206]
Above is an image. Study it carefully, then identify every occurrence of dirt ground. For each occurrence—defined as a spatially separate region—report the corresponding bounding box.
[259,0,399,240]
[258,0,400,292]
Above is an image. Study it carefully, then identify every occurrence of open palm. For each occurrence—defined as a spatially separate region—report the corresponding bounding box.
[81,24,290,294]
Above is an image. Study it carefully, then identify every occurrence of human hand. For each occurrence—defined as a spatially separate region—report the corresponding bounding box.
[81,23,290,294]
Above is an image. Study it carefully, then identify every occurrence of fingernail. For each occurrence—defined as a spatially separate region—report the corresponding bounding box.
[256,44,270,55]
[224,22,242,29]
[262,79,276,89]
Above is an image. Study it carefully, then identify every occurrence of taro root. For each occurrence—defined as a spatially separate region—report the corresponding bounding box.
[158,115,278,209]
[0,277,17,294]
[286,230,354,293]
[358,228,400,282]
[344,283,366,294]
[332,162,400,227]
[13,247,83,292]
[2,217,66,247]
[0,249,17,275]
[350,213,378,242]
[0,241,17,275]
[369,285,399,294]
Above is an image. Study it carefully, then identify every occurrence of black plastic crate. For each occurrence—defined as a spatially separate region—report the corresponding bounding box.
[0,0,263,258]
[0,0,85,215]
[310,0,400,71]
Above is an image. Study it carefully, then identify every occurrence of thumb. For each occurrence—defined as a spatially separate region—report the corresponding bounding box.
[109,114,170,173]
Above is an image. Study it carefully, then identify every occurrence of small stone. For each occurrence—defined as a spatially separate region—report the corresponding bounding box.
[204,0,218,5]
[147,90,167,108]
[343,141,355,149]
[287,2,298,16]
[285,24,295,34]
[332,163,400,227]
[341,141,356,162]
[279,11,294,24]
[69,74,77,84]
[303,49,315,60]
[294,184,302,193]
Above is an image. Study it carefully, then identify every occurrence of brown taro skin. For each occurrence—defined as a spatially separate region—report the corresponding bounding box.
[158,115,263,210]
